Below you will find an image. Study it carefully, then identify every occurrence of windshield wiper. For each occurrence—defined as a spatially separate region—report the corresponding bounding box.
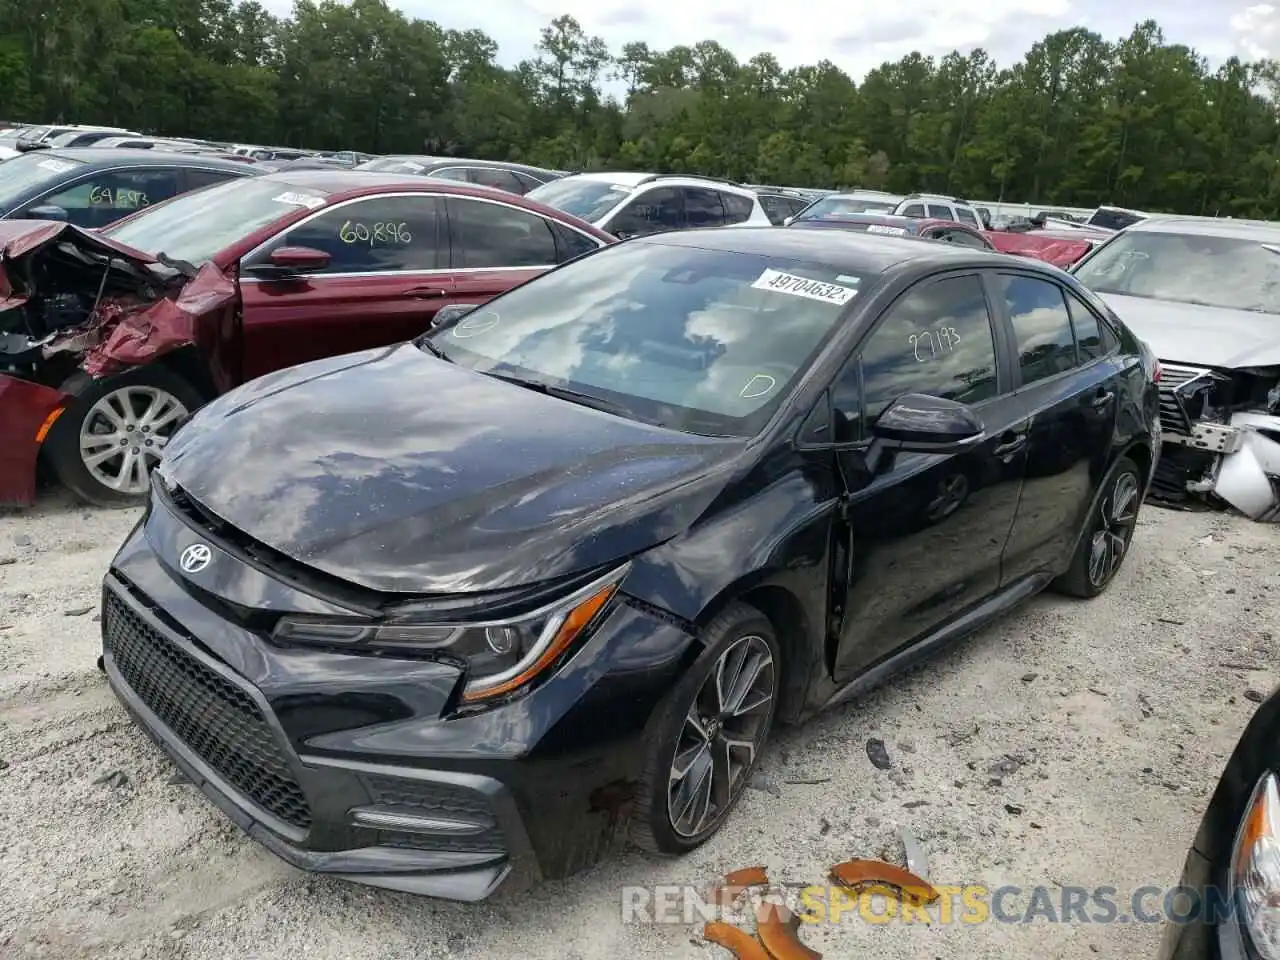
[484,371,638,419]
[416,337,453,362]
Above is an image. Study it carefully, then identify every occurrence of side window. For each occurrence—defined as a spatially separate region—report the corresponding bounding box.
[26,168,180,226]
[606,187,684,237]
[945,229,991,250]
[926,203,954,220]
[1063,287,1118,361]
[467,167,524,194]
[851,275,999,437]
[999,275,1078,384]
[956,208,980,227]
[721,191,755,224]
[900,203,926,218]
[253,195,443,272]
[184,168,240,191]
[511,171,545,194]
[682,187,726,228]
[829,358,863,443]
[549,220,603,262]
[446,196,558,268]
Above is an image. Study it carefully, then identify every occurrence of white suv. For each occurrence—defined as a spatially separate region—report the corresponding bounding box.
[892,193,986,229]
[526,172,773,238]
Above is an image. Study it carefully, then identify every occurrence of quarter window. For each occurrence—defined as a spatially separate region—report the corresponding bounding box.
[549,220,603,262]
[849,275,999,438]
[447,196,558,268]
[999,275,1078,384]
[467,167,524,194]
[254,195,443,272]
[1063,288,1117,361]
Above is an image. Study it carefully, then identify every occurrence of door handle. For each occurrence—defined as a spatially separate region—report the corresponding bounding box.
[992,433,1027,457]
[405,286,447,299]
[1090,390,1115,409]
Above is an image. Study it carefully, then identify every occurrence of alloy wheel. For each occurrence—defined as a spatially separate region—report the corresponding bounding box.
[667,634,776,839]
[78,385,189,495]
[1087,468,1140,587]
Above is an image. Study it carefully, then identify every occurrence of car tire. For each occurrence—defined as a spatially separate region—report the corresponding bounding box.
[629,601,781,856]
[1052,455,1143,599]
[44,367,203,508]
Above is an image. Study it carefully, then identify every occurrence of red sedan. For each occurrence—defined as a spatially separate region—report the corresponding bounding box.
[0,171,614,506]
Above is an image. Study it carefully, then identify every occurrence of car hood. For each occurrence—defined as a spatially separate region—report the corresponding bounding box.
[1096,293,1280,368]
[159,343,743,595]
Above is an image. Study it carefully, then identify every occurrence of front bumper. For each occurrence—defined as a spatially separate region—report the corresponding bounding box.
[102,510,697,899]
[0,374,68,507]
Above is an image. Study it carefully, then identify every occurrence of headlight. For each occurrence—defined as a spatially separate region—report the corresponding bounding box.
[272,565,627,704]
[1231,771,1280,958]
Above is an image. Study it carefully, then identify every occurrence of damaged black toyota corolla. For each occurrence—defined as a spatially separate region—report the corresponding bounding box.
[101,227,1160,900]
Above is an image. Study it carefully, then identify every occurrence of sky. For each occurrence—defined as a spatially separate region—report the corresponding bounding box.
[264,0,1280,84]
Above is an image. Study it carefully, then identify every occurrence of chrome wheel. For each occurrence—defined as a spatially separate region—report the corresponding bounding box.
[78,385,188,495]
[667,634,776,839]
[1087,468,1140,587]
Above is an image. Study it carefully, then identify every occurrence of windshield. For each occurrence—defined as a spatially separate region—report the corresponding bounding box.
[1073,231,1280,314]
[525,178,631,223]
[103,177,330,263]
[427,239,863,436]
[1087,208,1146,231]
[17,125,55,143]
[0,152,85,207]
[795,196,898,220]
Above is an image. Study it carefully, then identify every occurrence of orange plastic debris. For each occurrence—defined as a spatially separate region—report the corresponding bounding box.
[703,921,774,960]
[754,902,823,960]
[828,858,941,906]
[708,865,770,906]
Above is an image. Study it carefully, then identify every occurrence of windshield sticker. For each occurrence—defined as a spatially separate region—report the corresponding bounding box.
[37,159,75,174]
[866,224,908,236]
[739,373,777,399]
[272,191,325,210]
[450,309,499,339]
[339,220,411,245]
[751,269,858,306]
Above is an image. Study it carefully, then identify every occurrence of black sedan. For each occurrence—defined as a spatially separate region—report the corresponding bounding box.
[0,148,253,228]
[1159,685,1280,959]
[100,227,1161,900]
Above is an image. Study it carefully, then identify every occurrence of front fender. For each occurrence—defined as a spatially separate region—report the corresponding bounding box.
[0,375,70,507]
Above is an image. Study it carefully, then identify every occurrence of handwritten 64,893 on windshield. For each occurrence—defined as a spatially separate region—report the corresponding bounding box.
[339,221,412,246]
[910,326,961,362]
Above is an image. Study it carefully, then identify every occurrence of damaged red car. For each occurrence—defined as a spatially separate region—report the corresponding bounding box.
[0,171,614,507]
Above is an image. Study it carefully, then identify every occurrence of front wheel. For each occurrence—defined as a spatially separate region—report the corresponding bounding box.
[44,367,203,508]
[630,602,780,855]
[1053,455,1143,598]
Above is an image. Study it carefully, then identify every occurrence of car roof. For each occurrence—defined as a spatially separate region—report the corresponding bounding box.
[1123,216,1280,241]
[647,224,1020,273]
[371,155,560,176]
[33,148,250,171]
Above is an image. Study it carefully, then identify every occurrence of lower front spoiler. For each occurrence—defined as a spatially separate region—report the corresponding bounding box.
[104,652,539,901]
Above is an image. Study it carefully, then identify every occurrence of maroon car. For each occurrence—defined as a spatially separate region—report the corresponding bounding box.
[0,171,614,506]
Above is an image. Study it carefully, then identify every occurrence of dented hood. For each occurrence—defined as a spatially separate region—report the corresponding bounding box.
[1097,293,1280,369]
[158,343,740,594]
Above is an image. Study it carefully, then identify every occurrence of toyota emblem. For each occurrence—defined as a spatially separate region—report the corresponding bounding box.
[179,543,212,574]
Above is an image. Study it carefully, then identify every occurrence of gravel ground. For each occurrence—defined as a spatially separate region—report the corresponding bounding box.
[1,491,1277,960]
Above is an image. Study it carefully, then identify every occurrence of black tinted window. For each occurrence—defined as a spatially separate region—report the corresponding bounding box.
[185,168,239,191]
[550,221,602,262]
[901,203,926,218]
[262,195,442,272]
[683,188,725,228]
[448,196,558,267]
[927,204,953,219]
[999,275,1078,384]
[721,192,755,224]
[468,167,524,194]
[511,172,545,194]
[1063,288,1116,361]
[855,275,998,434]
[943,229,990,250]
[758,194,791,225]
[957,208,980,226]
[607,187,683,236]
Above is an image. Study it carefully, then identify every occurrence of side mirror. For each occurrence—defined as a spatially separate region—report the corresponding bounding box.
[870,393,985,453]
[430,302,475,330]
[26,204,68,222]
[248,245,330,278]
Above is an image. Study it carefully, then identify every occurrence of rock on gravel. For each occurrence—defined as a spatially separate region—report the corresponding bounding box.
[1,490,1277,960]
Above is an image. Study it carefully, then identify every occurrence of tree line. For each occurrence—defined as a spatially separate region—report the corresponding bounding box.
[3,0,1280,217]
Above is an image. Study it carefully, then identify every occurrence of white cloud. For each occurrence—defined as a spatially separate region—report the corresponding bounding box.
[1231,3,1280,60]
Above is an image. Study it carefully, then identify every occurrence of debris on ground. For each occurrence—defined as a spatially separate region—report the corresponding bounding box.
[865,738,891,770]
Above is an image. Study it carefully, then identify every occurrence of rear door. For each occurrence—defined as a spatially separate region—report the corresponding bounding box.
[236,193,451,381]
[600,186,685,237]
[444,194,605,306]
[993,271,1126,583]
[680,187,727,228]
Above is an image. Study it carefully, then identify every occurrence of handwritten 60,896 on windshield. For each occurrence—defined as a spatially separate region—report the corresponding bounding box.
[909,326,961,362]
[339,221,412,246]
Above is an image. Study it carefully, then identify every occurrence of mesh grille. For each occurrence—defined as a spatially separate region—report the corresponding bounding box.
[363,774,505,855]
[104,590,312,831]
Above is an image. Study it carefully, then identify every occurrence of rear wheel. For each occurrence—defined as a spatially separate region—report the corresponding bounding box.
[45,367,203,508]
[630,602,780,855]
[1053,455,1142,598]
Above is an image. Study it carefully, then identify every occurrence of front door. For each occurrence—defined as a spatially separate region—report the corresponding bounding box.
[236,194,452,382]
[993,272,1126,582]
[20,167,182,228]
[830,272,1030,683]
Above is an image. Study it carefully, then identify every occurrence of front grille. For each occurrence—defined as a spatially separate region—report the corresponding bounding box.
[362,774,506,855]
[1158,363,1213,436]
[104,590,313,831]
